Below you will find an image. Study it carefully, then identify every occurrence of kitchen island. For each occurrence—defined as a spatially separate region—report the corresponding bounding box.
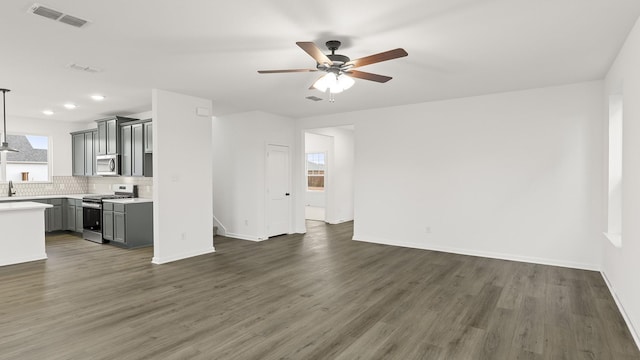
[0,201,53,267]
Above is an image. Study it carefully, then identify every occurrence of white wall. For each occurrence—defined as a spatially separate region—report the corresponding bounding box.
[152,89,214,264]
[297,81,604,270]
[6,116,87,177]
[212,111,295,241]
[306,127,355,224]
[603,16,640,346]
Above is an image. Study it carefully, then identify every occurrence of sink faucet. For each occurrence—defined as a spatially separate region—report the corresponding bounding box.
[8,180,15,197]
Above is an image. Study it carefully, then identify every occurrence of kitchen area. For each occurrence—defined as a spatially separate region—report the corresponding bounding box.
[0,113,154,267]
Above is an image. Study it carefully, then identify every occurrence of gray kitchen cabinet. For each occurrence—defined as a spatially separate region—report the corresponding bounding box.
[104,201,153,248]
[113,211,126,243]
[71,129,97,177]
[72,133,85,176]
[84,131,95,176]
[65,199,83,233]
[75,202,83,233]
[36,198,63,232]
[121,125,132,176]
[97,121,107,155]
[66,201,76,231]
[121,121,146,177]
[106,119,118,155]
[50,203,63,231]
[96,116,137,156]
[144,121,152,153]
[132,124,144,177]
[102,202,114,241]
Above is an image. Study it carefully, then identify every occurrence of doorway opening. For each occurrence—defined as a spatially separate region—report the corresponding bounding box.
[303,126,354,225]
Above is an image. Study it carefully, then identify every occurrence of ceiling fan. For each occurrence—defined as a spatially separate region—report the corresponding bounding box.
[258,40,408,100]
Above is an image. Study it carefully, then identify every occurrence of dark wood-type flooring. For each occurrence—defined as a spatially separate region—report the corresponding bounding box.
[0,221,638,359]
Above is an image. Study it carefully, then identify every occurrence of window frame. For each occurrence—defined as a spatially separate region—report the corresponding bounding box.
[306,152,327,192]
[0,131,53,184]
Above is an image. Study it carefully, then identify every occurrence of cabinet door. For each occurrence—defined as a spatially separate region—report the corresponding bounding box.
[121,125,132,176]
[72,133,85,176]
[103,210,114,241]
[66,204,76,231]
[51,205,63,231]
[114,212,125,243]
[93,131,99,175]
[132,124,144,177]
[144,122,152,153]
[84,132,94,176]
[75,206,83,233]
[97,121,107,155]
[107,119,118,154]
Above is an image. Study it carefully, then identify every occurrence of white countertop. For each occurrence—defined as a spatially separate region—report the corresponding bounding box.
[103,198,153,204]
[0,201,53,212]
[0,194,92,202]
[0,194,152,203]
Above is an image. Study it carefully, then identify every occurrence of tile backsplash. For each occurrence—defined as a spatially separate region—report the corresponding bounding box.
[0,176,88,197]
[88,176,153,198]
[0,176,153,198]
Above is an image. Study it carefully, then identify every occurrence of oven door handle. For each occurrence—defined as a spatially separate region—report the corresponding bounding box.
[82,202,102,209]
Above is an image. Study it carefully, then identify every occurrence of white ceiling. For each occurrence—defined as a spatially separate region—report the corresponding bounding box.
[1,0,639,123]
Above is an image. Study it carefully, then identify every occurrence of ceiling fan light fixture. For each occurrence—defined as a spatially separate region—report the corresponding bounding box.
[313,73,354,94]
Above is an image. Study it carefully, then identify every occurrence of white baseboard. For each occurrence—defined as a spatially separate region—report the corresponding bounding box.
[326,218,353,225]
[152,247,215,265]
[601,272,640,351]
[225,232,264,241]
[351,235,599,271]
[0,253,47,267]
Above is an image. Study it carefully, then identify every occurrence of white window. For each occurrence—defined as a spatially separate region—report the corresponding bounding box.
[0,134,51,182]
[605,94,622,247]
[306,152,326,191]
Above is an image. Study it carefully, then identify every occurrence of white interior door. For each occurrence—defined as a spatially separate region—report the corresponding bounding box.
[267,144,290,237]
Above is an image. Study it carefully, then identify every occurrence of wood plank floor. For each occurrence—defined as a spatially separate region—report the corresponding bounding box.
[0,221,638,360]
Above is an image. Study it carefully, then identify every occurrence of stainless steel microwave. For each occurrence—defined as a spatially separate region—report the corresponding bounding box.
[96,154,120,176]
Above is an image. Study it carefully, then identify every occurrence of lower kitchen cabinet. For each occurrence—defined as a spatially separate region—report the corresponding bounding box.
[65,199,83,233]
[66,201,76,231]
[102,203,114,241]
[35,198,63,232]
[75,200,83,233]
[102,201,153,248]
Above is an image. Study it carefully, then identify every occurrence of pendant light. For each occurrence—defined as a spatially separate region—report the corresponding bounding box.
[0,88,18,153]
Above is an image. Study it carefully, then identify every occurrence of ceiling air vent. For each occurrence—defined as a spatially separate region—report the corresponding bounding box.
[67,63,102,73]
[58,14,88,28]
[28,3,90,28]
[305,96,323,102]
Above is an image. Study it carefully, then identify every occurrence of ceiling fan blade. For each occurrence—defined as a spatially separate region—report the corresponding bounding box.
[309,75,326,90]
[346,48,408,68]
[257,69,318,74]
[296,41,333,65]
[346,70,392,83]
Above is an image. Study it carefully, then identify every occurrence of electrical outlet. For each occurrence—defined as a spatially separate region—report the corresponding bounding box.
[425,226,431,234]
[244,219,249,226]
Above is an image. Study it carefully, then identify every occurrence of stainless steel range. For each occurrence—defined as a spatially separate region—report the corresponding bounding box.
[82,184,138,243]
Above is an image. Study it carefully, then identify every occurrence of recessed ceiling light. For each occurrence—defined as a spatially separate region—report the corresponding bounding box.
[64,103,77,109]
[91,94,105,101]
[42,110,54,115]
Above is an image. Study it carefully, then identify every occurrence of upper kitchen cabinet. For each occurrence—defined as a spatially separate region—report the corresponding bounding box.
[71,129,97,176]
[96,116,137,155]
[121,119,152,177]
[144,121,152,153]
